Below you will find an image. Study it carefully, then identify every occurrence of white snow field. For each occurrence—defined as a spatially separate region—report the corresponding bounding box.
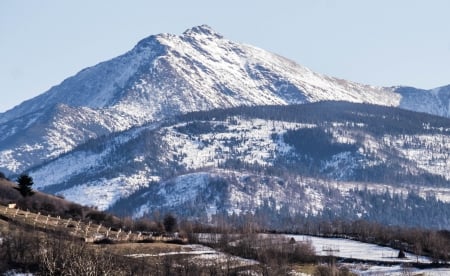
[288,235,431,263]
[288,235,450,276]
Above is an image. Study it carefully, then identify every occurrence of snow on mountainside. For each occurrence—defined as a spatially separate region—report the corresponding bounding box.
[28,102,450,228]
[1,25,449,175]
[396,84,450,118]
[0,104,143,173]
[0,25,397,124]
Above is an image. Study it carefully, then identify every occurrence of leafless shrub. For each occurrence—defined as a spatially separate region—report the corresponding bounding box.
[38,236,123,275]
[314,264,354,276]
[133,217,159,232]
[0,225,134,275]
[0,226,41,273]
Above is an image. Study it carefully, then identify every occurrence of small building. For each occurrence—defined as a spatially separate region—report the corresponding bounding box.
[8,203,17,209]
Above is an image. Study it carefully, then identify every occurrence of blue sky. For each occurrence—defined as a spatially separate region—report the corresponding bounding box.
[1,0,449,112]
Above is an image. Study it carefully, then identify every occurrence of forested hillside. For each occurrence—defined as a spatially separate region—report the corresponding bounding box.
[21,102,450,229]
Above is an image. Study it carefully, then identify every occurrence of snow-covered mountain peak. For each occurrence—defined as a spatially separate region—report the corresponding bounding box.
[182,24,223,39]
[133,34,167,53]
[1,25,449,174]
[1,25,445,124]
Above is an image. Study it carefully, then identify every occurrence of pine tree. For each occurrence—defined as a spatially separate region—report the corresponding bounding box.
[15,173,34,197]
[163,213,177,233]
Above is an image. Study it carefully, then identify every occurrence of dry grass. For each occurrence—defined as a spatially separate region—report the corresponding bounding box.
[101,242,188,256]
[0,206,123,242]
[0,200,183,255]
[292,264,317,275]
[0,178,82,212]
[0,201,201,273]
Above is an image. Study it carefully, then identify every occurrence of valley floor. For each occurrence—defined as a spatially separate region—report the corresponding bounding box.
[1,202,449,275]
[287,235,450,275]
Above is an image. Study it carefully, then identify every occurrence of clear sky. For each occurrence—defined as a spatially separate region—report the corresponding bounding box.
[1,0,449,112]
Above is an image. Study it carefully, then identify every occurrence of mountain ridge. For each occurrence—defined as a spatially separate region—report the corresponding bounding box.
[25,101,450,229]
[1,25,448,120]
[0,24,449,179]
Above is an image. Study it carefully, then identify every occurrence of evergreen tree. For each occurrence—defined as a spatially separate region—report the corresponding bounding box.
[15,173,34,197]
[163,213,177,233]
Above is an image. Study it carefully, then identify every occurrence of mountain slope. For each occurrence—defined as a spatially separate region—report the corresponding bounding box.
[0,25,398,122]
[26,102,450,228]
[1,25,449,175]
[397,85,450,117]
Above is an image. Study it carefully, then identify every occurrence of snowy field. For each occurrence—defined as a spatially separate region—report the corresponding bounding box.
[350,264,450,276]
[128,234,449,275]
[126,244,259,269]
[287,235,431,263]
[287,235,450,276]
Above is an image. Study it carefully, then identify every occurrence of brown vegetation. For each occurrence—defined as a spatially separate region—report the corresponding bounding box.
[1,177,448,275]
[0,178,86,218]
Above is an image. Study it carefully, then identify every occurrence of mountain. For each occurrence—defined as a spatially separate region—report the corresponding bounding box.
[395,85,450,116]
[27,102,450,229]
[1,25,450,228]
[1,25,449,175]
